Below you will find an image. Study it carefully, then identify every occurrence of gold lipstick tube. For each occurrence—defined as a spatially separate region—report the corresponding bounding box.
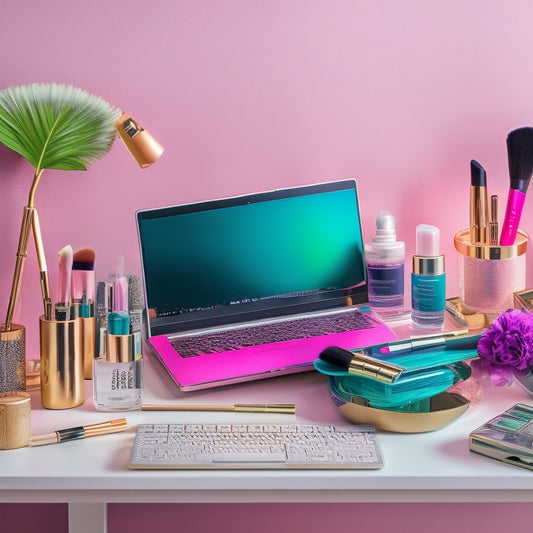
[40,316,85,409]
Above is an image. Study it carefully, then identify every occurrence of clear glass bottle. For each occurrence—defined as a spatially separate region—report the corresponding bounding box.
[93,311,143,411]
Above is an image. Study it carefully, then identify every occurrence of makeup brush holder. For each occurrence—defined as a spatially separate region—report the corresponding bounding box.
[0,324,26,393]
[39,316,85,409]
[454,229,528,315]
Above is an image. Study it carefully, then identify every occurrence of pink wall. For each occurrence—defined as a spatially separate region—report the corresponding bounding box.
[2,1,533,531]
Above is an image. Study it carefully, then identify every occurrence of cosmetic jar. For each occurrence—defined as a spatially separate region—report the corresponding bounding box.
[0,324,26,393]
[93,311,143,412]
[316,358,471,409]
[39,316,85,409]
[454,229,528,315]
[0,391,31,449]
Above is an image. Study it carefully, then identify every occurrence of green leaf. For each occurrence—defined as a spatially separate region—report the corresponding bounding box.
[0,83,122,173]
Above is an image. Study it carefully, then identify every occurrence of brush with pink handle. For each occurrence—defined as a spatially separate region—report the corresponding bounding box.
[500,127,533,246]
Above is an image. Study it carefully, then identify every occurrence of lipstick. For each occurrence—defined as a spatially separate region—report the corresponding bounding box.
[470,160,488,245]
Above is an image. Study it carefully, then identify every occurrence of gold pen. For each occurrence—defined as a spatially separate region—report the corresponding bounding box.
[489,194,499,246]
[141,404,296,414]
[28,418,128,447]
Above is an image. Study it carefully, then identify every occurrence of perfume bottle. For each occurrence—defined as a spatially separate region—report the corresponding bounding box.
[365,211,405,309]
[93,311,143,411]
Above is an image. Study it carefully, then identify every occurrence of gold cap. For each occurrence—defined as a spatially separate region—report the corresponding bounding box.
[454,228,528,260]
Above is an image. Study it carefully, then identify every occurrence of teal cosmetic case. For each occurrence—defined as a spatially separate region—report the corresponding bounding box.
[314,348,476,410]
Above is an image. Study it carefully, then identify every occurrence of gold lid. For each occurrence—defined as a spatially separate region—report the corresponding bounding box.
[0,323,25,341]
[454,228,528,260]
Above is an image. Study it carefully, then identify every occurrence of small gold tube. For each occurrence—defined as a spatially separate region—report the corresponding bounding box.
[106,334,134,363]
[40,316,85,409]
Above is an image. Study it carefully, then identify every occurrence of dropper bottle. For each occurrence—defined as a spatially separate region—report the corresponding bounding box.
[364,211,405,310]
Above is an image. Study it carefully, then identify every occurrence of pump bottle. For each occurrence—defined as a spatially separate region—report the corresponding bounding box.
[364,211,405,309]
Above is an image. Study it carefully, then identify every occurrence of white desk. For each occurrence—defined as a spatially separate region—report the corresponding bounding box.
[2,348,533,533]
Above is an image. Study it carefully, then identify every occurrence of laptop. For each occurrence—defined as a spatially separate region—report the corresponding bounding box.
[136,179,397,391]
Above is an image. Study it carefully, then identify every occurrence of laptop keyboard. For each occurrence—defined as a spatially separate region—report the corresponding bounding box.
[168,309,377,357]
[129,423,384,469]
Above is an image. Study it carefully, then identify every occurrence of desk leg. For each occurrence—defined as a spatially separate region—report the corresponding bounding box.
[68,502,107,533]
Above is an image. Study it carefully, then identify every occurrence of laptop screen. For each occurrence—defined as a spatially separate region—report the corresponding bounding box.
[136,179,368,335]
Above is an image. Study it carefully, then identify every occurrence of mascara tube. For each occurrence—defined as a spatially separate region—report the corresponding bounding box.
[411,224,446,329]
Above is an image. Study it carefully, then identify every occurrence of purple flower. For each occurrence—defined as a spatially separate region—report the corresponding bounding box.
[475,309,533,386]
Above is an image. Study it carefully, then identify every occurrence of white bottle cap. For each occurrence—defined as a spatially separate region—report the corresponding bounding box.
[372,211,395,242]
[416,224,440,257]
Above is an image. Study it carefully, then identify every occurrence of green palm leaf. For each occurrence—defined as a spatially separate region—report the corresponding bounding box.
[0,83,122,173]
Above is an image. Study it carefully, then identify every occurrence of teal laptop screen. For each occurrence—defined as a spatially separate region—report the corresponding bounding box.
[136,180,367,332]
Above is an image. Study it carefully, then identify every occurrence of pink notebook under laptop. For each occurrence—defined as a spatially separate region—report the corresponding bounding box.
[136,179,396,391]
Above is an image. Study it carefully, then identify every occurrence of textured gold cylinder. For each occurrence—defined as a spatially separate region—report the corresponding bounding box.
[80,316,96,380]
[39,316,85,409]
[0,391,31,449]
[0,324,26,393]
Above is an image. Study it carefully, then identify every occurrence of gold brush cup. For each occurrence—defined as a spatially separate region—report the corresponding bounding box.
[40,316,84,409]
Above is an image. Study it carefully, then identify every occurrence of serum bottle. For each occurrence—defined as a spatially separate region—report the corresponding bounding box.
[411,224,446,328]
[365,211,405,310]
[93,311,143,411]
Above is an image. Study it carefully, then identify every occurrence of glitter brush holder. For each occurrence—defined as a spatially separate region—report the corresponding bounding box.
[454,229,528,315]
[0,324,26,393]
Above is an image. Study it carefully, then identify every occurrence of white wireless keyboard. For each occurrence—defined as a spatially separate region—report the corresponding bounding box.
[128,423,384,469]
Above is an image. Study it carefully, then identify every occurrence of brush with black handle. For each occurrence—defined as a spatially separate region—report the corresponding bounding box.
[319,346,405,383]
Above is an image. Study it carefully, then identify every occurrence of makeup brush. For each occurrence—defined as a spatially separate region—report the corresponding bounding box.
[55,245,73,321]
[500,127,533,245]
[57,245,73,305]
[71,248,96,302]
[319,346,405,383]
